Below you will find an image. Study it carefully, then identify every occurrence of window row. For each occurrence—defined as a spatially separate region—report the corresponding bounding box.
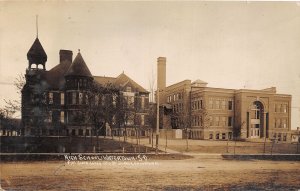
[208,98,233,110]
[66,78,89,89]
[48,92,64,105]
[209,116,233,127]
[167,92,183,103]
[274,118,287,128]
[173,102,184,113]
[191,99,203,110]
[46,110,146,126]
[209,132,233,140]
[274,104,288,113]
[272,132,287,141]
[45,111,64,123]
[191,115,233,127]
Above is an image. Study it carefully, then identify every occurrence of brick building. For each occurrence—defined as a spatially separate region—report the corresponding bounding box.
[21,37,149,136]
[157,57,292,142]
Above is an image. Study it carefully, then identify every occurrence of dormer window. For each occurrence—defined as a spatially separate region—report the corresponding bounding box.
[126,86,132,92]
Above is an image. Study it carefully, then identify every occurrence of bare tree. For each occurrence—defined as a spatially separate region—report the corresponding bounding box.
[113,95,126,147]
[86,83,118,152]
[0,107,19,136]
[147,103,157,148]
[233,121,245,155]
[4,74,25,116]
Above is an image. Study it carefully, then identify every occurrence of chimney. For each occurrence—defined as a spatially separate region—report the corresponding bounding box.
[157,57,166,90]
[59,50,73,63]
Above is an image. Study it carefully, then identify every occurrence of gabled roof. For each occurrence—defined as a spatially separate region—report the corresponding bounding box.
[94,76,116,86]
[65,52,92,77]
[93,72,148,93]
[27,38,47,64]
[114,73,148,93]
[46,60,72,90]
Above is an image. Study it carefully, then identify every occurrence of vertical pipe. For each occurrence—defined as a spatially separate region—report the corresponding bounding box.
[156,88,159,154]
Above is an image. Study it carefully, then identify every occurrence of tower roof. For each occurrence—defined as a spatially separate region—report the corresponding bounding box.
[27,38,47,64]
[65,51,92,77]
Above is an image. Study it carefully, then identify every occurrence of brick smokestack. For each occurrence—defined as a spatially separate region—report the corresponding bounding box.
[59,50,73,63]
[157,57,166,90]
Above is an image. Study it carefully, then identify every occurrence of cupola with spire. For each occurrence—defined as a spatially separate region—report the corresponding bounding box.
[27,38,47,70]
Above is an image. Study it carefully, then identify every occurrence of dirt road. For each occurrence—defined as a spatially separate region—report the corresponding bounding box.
[1,154,299,190]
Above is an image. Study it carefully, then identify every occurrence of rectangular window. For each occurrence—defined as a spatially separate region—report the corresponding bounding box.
[141,115,145,126]
[283,134,287,141]
[228,132,232,140]
[60,93,64,105]
[48,111,52,122]
[112,95,117,106]
[221,116,226,126]
[85,94,89,105]
[127,96,134,107]
[72,92,76,104]
[282,119,287,128]
[228,100,233,110]
[209,116,213,126]
[283,105,287,113]
[126,86,132,92]
[215,100,220,109]
[278,133,282,141]
[79,92,83,104]
[209,99,213,109]
[141,96,145,109]
[78,129,83,136]
[228,117,232,126]
[49,92,53,104]
[60,111,64,123]
[222,133,226,140]
[275,104,279,112]
[215,116,220,126]
[277,119,280,128]
[196,116,200,126]
[221,100,226,110]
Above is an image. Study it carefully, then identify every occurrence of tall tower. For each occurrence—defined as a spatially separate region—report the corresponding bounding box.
[22,37,48,136]
[157,57,166,90]
[64,50,93,135]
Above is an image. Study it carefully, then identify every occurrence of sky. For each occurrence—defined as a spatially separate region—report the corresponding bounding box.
[0,1,299,129]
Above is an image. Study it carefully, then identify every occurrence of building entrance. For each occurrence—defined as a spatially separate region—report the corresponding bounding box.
[250,101,264,138]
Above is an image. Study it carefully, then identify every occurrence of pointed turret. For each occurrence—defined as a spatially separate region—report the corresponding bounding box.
[27,38,47,70]
[65,51,92,77]
[64,50,93,91]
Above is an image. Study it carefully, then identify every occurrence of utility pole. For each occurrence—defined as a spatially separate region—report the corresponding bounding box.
[297,127,300,154]
[156,88,159,155]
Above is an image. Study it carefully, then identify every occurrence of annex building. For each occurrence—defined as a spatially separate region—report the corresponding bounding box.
[21,37,149,136]
[157,57,292,142]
